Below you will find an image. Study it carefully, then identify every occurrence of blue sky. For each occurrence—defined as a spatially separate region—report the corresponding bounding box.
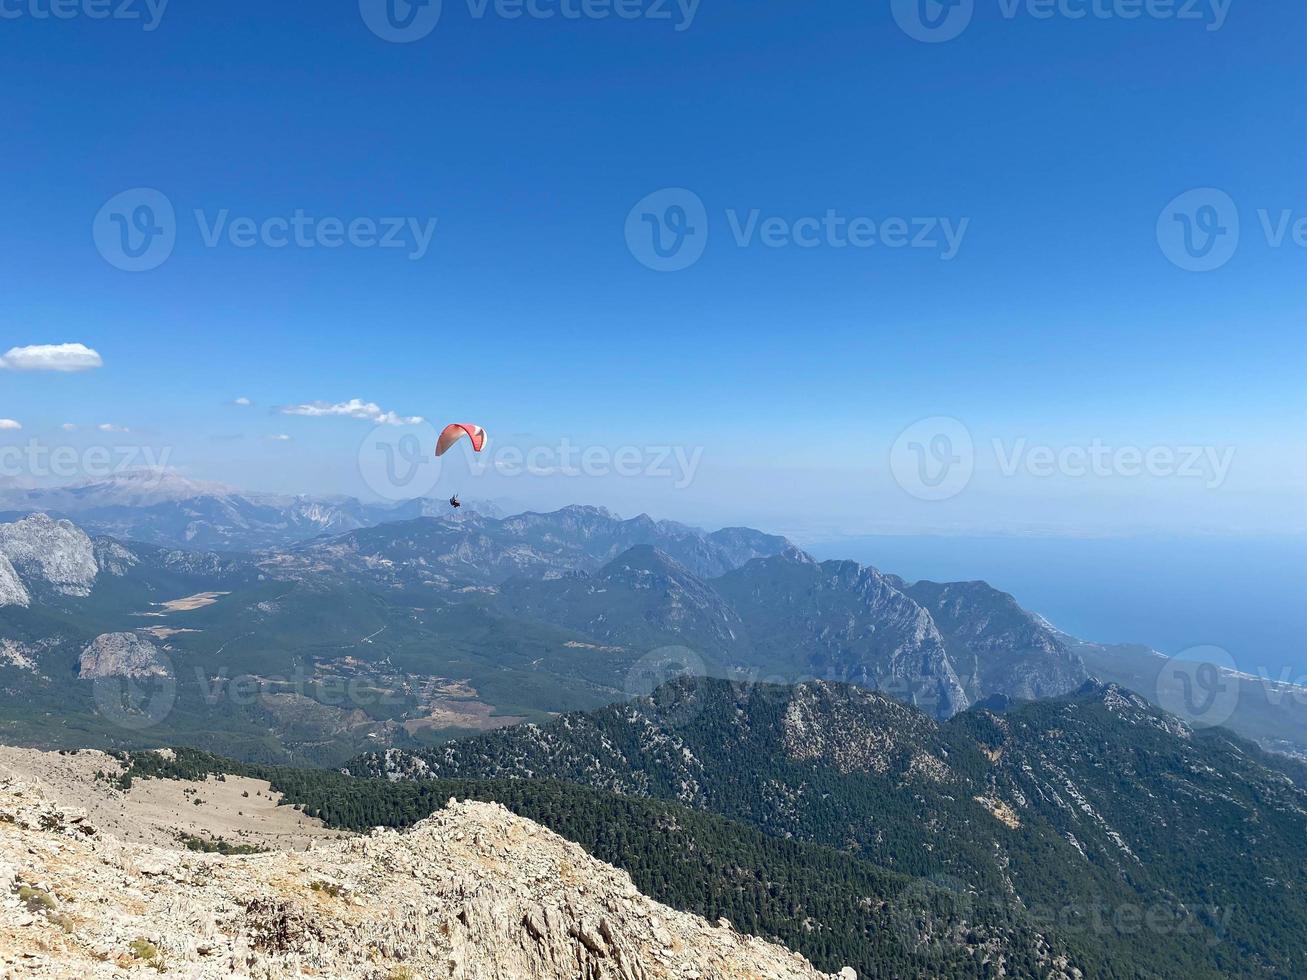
[1,0,1304,536]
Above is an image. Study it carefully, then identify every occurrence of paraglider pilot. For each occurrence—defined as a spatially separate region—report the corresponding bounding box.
[435,425,483,513]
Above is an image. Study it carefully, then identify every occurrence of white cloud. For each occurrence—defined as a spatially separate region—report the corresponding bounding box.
[0,343,103,372]
[268,433,292,441]
[61,423,77,431]
[97,423,130,433]
[278,398,424,427]
[0,419,21,430]
[233,397,252,406]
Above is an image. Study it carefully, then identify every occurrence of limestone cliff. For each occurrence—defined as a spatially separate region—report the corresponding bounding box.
[0,766,852,980]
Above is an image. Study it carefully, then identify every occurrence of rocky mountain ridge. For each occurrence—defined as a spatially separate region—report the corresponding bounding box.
[904,579,1089,703]
[354,677,1307,978]
[0,512,249,609]
[0,554,30,608]
[715,550,973,715]
[494,543,1081,717]
[0,762,849,980]
[271,506,790,587]
[0,514,99,601]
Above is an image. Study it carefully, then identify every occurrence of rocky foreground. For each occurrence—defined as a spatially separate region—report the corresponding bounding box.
[0,767,852,980]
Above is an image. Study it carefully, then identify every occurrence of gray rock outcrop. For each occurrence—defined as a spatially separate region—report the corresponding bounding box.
[78,633,168,679]
[0,513,98,597]
[0,771,851,980]
[0,554,29,608]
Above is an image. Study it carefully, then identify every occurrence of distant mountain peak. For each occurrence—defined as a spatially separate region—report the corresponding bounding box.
[69,468,236,502]
[905,576,1087,704]
[555,503,622,520]
[741,544,818,571]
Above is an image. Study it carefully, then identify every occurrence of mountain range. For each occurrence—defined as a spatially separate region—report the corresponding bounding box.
[0,503,1088,764]
[349,675,1307,978]
[1,477,1304,764]
[3,480,1307,977]
[0,471,505,551]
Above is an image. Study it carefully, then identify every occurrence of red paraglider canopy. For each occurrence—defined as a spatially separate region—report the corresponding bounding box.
[435,423,486,457]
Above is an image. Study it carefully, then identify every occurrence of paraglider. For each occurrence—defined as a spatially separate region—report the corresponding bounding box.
[436,424,484,512]
[435,423,486,457]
